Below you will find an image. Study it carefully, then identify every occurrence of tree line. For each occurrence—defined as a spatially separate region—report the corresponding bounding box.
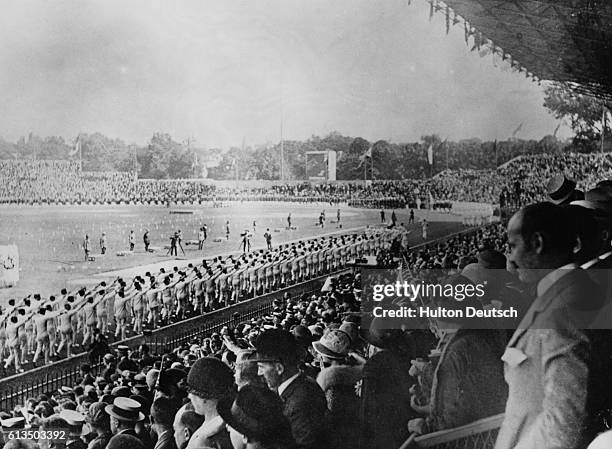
[0,83,609,179]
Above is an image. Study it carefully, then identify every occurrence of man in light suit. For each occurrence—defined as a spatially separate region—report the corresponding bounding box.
[495,202,602,449]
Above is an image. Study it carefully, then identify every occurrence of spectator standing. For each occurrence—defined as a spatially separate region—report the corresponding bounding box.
[186,357,236,449]
[495,203,601,449]
[151,397,179,449]
[217,385,295,449]
[173,404,205,449]
[254,329,328,449]
[86,402,112,449]
[360,321,415,449]
[105,397,146,442]
[313,329,362,449]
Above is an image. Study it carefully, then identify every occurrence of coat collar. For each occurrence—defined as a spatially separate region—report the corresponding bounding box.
[507,267,582,348]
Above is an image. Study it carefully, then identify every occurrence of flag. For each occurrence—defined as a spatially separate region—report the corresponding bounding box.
[511,122,523,138]
[358,145,373,166]
[427,144,433,165]
[69,136,81,157]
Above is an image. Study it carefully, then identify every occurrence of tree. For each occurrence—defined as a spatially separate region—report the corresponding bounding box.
[543,83,611,152]
[140,133,194,179]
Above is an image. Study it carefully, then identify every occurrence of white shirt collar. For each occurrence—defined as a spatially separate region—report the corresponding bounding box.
[599,251,612,260]
[277,372,300,397]
[580,251,612,269]
[536,263,577,298]
[581,257,601,269]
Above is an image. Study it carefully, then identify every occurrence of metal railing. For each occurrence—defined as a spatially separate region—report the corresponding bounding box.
[400,414,504,449]
[0,272,338,411]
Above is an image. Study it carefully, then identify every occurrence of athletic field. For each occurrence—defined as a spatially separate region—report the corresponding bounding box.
[0,202,463,304]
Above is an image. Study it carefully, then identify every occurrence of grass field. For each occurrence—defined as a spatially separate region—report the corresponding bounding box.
[0,202,464,305]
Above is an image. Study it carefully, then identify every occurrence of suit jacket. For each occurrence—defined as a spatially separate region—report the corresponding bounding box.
[494,268,600,449]
[153,429,177,449]
[585,254,612,437]
[360,350,414,449]
[429,329,507,432]
[280,373,328,449]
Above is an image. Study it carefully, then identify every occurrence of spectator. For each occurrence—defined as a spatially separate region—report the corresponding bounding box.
[107,434,146,449]
[253,329,328,449]
[105,397,146,441]
[151,397,179,449]
[360,320,415,449]
[185,357,236,449]
[312,329,362,449]
[86,402,112,449]
[217,385,295,449]
[173,403,205,449]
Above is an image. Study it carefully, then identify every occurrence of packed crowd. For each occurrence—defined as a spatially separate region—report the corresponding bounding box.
[0,229,399,373]
[4,166,612,448]
[2,153,611,209]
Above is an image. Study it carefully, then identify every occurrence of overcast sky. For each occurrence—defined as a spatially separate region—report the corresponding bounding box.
[0,0,569,148]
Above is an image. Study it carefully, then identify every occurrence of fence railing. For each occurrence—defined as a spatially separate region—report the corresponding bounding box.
[400,414,504,449]
[0,272,339,412]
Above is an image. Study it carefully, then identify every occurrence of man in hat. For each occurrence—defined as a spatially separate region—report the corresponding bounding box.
[87,402,112,449]
[570,187,612,272]
[60,409,88,449]
[173,403,205,449]
[495,202,601,449]
[253,329,328,449]
[546,173,583,205]
[105,397,145,442]
[185,357,235,449]
[570,187,612,435]
[217,385,295,449]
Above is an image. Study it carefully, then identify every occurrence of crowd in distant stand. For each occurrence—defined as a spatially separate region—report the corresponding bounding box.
[2,154,612,209]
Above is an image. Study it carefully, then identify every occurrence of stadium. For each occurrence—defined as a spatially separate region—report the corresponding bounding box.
[2,2,612,449]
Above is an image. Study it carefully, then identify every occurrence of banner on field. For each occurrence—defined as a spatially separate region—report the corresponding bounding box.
[0,245,19,288]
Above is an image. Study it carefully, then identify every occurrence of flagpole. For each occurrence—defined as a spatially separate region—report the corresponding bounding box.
[79,134,82,172]
[602,105,606,154]
[495,139,498,167]
[280,119,284,181]
[364,157,367,185]
[445,141,448,171]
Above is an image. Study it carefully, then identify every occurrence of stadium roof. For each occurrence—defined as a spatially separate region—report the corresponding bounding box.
[425,0,612,102]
